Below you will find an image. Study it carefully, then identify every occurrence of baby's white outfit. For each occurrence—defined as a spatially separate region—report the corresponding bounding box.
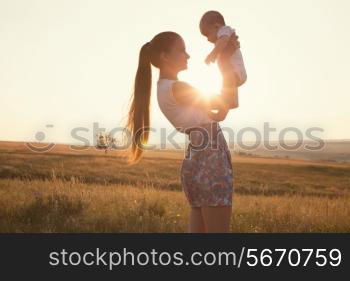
[217,25,247,86]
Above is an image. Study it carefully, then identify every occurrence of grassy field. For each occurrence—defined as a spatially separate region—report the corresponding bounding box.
[0,141,349,232]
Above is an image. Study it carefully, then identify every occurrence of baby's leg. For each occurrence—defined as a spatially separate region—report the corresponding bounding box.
[232,49,247,86]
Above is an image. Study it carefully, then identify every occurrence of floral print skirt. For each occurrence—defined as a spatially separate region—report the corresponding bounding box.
[180,122,234,207]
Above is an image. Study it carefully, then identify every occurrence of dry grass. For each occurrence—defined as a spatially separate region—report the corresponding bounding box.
[0,141,349,232]
[0,177,349,232]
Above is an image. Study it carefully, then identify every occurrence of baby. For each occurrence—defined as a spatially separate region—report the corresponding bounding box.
[200,11,247,88]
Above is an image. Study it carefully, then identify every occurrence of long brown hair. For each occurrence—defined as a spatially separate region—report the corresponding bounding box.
[125,31,181,165]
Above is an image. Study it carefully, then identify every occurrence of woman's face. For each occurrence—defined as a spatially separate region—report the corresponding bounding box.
[160,37,190,72]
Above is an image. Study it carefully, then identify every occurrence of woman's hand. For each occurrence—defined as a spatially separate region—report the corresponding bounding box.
[218,31,240,68]
[230,31,240,50]
[226,31,240,52]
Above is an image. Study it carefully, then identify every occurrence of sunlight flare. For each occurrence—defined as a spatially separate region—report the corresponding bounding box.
[181,63,222,97]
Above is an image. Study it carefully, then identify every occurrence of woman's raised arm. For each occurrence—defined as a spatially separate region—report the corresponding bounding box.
[171,32,240,120]
[217,31,241,109]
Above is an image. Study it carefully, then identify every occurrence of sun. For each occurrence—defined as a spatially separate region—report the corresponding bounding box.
[180,63,223,98]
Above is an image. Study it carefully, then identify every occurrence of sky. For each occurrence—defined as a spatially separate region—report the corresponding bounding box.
[1,0,349,146]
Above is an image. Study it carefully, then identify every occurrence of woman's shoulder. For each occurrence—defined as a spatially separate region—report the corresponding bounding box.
[157,79,179,101]
[157,79,193,105]
[157,78,177,88]
[171,80,192,93]
[157,78,173,87]
[158,79,191,94]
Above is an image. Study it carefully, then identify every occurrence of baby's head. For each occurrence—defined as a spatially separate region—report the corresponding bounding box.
[199,11,225,43]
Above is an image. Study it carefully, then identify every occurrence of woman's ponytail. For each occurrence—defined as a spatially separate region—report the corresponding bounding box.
[126,42,152,164]
[124,32,181,164]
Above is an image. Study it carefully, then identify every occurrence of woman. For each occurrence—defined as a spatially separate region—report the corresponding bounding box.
[126,31,240,233]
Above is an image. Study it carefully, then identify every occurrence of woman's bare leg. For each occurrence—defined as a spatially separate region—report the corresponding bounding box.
[188,207,206,233]
[201,206,232,233]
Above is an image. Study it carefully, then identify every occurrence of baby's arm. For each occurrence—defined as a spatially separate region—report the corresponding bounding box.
[205,36,230,64]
